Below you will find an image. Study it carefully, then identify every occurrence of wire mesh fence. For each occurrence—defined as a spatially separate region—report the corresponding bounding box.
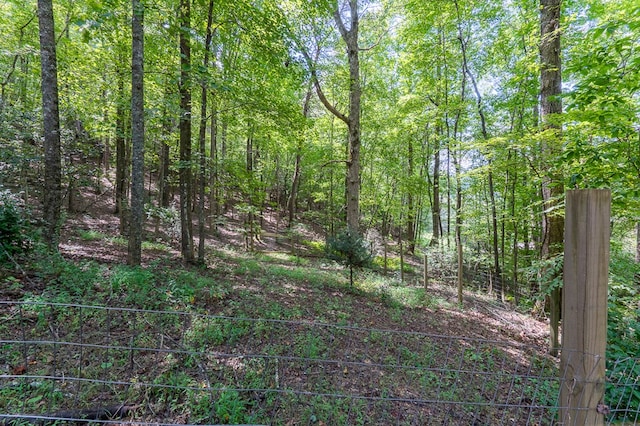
[0,301,638,425]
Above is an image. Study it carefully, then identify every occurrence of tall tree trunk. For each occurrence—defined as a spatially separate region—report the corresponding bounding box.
[115,68,128,223]
[128,0,145,266]
[288,75,314,227]
[430,129,441,247]
[158,141,170,207]
[406,137,416,254]
[209,95,219,228]
[636,222,640,263]
[455,0,501,299]
[540,0,564,357]
[38,0,62,251]
[197,0,214,264]
[302,0,361,232]
[158,84,172,208]
[454,152,463,305]
[487,167,501,299]
[179,0,194,263]
[341,1,362,232]
[245,124,255,251]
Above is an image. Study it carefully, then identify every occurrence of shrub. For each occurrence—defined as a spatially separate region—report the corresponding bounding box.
[0,190,32,260]
[326,229,372,286]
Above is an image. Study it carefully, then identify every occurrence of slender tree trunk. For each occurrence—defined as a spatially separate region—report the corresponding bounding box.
[115,68,128,225]
[512,171,519,303]
[158,141,170,207]
[340,1,361,232]
[245,124,255,251]
[455,0,503,298]
[636,222,640,263]
[540,0,564,357]
[430,130,441,247]
[158,84,172,208]
[179,0,194,263]
[487,167,502,299]
[288,79,313,227]
[221,119,229,212]
[406,138,416,253]
[197,0,214,264]
[209,95,219,227]
[455,157,463,305]
[302,0,361,232]
[38,0,62,251]
[128,0,145,266]
[455,0,500,299]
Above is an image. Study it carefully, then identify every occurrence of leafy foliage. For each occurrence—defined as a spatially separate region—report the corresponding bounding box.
[605,244,640,420]
[326,229,372,286]
[0,190,33,260]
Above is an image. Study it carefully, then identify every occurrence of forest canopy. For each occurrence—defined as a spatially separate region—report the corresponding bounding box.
[0,0,639,279]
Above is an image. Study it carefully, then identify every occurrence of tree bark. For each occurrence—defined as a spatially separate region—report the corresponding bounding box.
[209,94,219,228]
[115,67,128,227]
[406,138,416,253]
[197,0,215,264]
[455,0,501,298]
[158,84,173,208]
[301,0,362,232]
[179,0,194,263]
[339,0,362,232]
[430,128,441,247]
[636,222,640,263]
[288,79,314,227]
[128,0,145,266]
[540,0,564,357]
[37,0,62,251]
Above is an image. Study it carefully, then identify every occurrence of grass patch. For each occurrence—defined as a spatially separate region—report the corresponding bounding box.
[77,229,107,241]
[372,255,415,274]
[142,240,171,251]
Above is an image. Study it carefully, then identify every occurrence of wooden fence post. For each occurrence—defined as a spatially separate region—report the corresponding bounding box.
[423,253,428,291]
[560,189,610,425]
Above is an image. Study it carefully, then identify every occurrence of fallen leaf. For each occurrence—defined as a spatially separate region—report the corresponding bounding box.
[12,365,27,375]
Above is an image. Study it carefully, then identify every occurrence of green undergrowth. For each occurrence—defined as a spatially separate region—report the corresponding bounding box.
[2,238,638,423]
[77,229,172,252]
[3,243,444,317]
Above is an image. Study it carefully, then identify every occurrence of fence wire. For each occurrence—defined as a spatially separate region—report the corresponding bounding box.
[0,301,638,425]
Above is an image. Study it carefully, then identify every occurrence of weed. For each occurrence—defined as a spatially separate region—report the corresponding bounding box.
[213,389,253,424]
[0,190,33,261]
[294,331,327,359]
[108,236,128,247]
[186,317,251,350]
[76,229,106,241]
[141,240,171,251]
[109,266,162,309]
[31,252,102,301]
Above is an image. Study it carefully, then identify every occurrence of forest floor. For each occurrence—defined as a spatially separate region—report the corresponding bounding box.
[50,182,551,347]
[0,182,555,424]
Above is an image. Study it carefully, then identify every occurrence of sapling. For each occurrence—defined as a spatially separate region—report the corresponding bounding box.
[326,229,372,286]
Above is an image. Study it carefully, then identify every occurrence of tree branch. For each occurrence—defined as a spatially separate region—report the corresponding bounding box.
[295,33,349,124]
[359,28,388,52]
[321,159,350,168]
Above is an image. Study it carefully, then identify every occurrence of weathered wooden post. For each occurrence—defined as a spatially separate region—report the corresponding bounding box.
[423,253,428,291]
[560,189,610,425]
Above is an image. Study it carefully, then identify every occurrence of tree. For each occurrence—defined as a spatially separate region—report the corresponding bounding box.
[326,228,371,287]
[37,0,62,251]
[298,0,363,232]
[455,0,502,299]
[128,0,145,266]
[287,70,315,227]
[197,0,215,264]
[540,0,564,357]
[179,0,194,263]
